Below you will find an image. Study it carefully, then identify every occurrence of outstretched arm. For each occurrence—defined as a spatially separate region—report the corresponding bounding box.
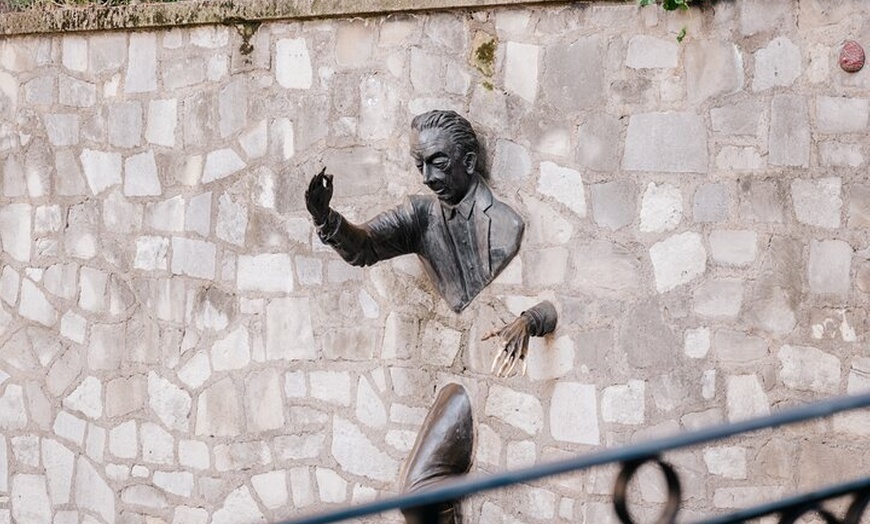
[483,300,558,378]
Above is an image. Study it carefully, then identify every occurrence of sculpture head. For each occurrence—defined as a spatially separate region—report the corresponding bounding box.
[410,110,480,206]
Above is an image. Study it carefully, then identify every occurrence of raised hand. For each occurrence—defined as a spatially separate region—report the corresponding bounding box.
[482,314,532,378]
[305,167,333,225]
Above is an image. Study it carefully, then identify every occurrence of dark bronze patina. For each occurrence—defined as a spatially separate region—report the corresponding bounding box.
[400,383,474,524]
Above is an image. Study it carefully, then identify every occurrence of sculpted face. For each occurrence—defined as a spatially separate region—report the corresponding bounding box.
[410,127,476,206]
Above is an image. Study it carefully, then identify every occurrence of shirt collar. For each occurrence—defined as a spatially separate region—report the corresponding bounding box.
[443,177,479,220]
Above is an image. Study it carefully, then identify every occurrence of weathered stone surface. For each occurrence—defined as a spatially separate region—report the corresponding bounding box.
[808,239,852,295]
[276,38,313,89]
[710,230,757,266]
[601,380,644,424]
[202,148,245,183]
[105,375,145,418]
[537,161,585,217]
[124,151,161,196]
[75,457,114,523]
[640,183,682,233]
[726,375,769,422]
[331,417,399,482]
[0,384,27,430]
[649,232,707,293]
[125,33,157,93]
[491,139,531,182]
[108,101,142,149]
[252,471,289,510]
[80,149,122,195]
[576,112,624,172]
[624,112,707,173]
[148,372,190,432]
[212,486,265,524]
[179,439,209,470]
[11,474,51,524]
[685,41,743,103]
[266,297,316,360]
[684,327,710,359]
[626,35,678,69]
[486,385,543,435]
[792,178,842,229]
[816,96,869,134]
[238,254,293,293]
[572,240,640,295]
[693,278,743,318]
[171,237,216,279]
[63,376,102,420]
[753,37,801,91]
[779,345,841,394]
[214,441,271,471]
[621,298,678,368]
[196,377,242,437]
[715,330,767,363]
[769,94,810,167]
[542,37,603,112]
[19,279,55,327]
[693,182,729,223]
[505,42,539,103]
[591,180,635,230]
[309,371,351,406]
[245,368,285,432]
[550,382,598,444]
[711,100,762,135]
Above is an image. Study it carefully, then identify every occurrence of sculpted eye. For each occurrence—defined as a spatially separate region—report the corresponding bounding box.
[433,158,450,170]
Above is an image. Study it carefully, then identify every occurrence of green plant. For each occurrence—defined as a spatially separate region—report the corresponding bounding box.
[638,0,694,10]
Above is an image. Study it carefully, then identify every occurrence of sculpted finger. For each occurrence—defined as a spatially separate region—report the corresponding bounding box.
[490,350,503,374]
[520,359,527,377]
[504,355,519,378]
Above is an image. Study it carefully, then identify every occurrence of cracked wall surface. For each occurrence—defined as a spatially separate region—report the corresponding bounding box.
[0,0,869,523]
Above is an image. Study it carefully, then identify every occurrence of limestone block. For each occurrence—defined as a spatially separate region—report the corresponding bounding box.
[485,385,543,436]
[779,345,841,394]
[252,471,288,510]
[185,192,211,237]
[740,0,792,36]
[195,377,242,437]
[649,232,706,293]
[623,112,707,173]
[108,101,142,148]
[640,182,682,233]
[684,327,710,359]
[178,439,209,470]
[693,278,744,318]
[714,330,767,363]
[240,120,267,163]
[290,467,315,507]
[725,375,769,422]
[125,33,157,93]
[54,411,86,446]
[576,112,624,172]
[527,335,575,381]
[715,486,786,509]
[537,161,586,217]
[492,139,531,182]
[769,94,810,167]
[571,240,640,295]
[542,37,603,112]
[122,484,167,508]
[266,297,316,360]
[89,33,126,73]
[711,100,763,136]
[710,230,757,266]
[0,384,26,430]
[153,471,193,497]
[42,439,74,505]
[550,382,598,444]
[523,196,574,246]
[621,298,678,369]
[693,182,729,223]
[685,42,743,103]
[79,267,107,313]
[816,96,869,134]
[848,358,870,394]
[80,149,122,195]
[808,239,852,295]
[25,76,53,106]
[513,485,556,520]
[148,372,191,432]
[63,376,102,420]
[275,434,325,462]
[212,486,265,524]
[356,376,387,429]
[276,38,313,89]
[105,375,145,418]
[310,371,351,406]
[124,151,161,196]
[46,346,82,397]
[74,458,114,523]
[626,35,678,69]
[59,75,95,107]
[410,47,443,94]
[134,236,169,271]
[214,442,271,471]
[0,202,30,263]
[165,57,206,90]
[601,380,645,425]
[819,142,863,168]
[171,237,216,279]
[44,114,79,147]
[0,266,18,306]
[218,79,247,138]
[524,247,569,287]
[55,150,87,196]
[591,180,635,230]
[11,474,51,524]
[237,254,294,294]
[211,326,251,371]
[89,323,124,370]
[316,468,348,504]
[359,76,399,141]
[336,21,374,66]
[505,42,539,103]
[331,417,399,482]
[244,368,285,432]
[19,280,55,327]
[716,146,764,171]
[737,178,785,223]
[753,37,801,91]
[202,148,245,183]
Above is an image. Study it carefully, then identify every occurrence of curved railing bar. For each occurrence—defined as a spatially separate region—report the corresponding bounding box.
[280,392,870,524]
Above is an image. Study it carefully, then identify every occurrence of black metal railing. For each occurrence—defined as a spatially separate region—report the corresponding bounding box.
[280,392,870,524]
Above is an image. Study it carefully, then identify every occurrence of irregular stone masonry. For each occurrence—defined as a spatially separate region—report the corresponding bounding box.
[0,1,869,523]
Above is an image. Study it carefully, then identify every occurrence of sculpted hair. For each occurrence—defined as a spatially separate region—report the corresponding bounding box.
[411,110,480,160]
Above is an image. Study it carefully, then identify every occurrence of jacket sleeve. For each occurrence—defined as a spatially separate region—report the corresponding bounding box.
[316,199,420,267]
[521,300,558,337]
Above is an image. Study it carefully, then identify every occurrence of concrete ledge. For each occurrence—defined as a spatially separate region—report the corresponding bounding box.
[0,0,579,36]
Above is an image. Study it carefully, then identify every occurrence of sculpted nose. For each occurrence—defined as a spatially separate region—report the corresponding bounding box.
[422,164,435,185]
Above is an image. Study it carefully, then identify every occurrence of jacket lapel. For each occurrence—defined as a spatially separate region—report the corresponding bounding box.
[475,183,494,276]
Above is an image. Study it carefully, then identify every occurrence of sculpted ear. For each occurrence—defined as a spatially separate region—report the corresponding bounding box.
[462,152,477,175]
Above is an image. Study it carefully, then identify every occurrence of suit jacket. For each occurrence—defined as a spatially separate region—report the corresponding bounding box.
[317,179,524,312]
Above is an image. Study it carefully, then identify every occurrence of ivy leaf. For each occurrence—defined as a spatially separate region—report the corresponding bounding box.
[638,0,657,6]
[676,26,687,43]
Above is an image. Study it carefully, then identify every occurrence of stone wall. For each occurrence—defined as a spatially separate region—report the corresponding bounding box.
[0,1,869,523]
